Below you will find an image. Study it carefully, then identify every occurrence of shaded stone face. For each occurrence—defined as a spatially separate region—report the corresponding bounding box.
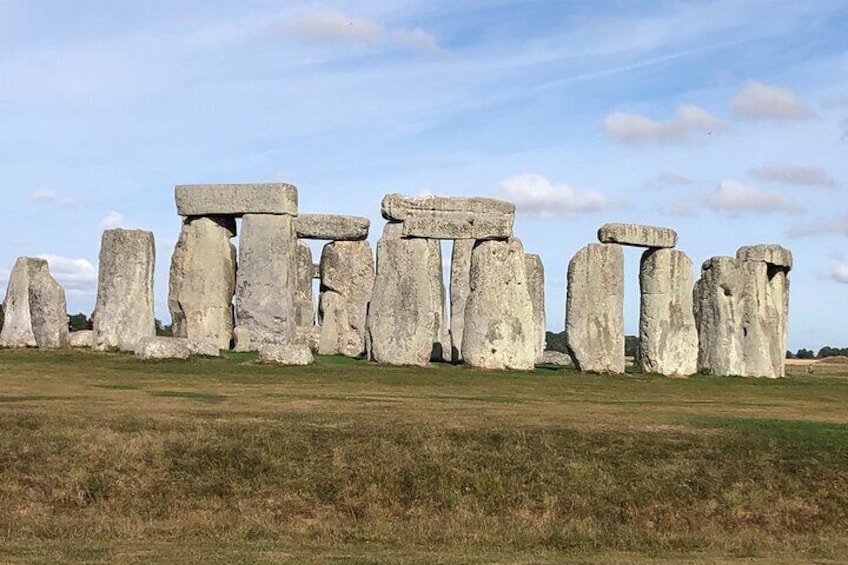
[294,214,370,241]
[28,261,70,349]
[462,238,536,371]
[168,216,236,350]
[597,223,678,249]
[565,243,625,374]
[0,257,42,348]
[175,183,298,217]
[638,248,698,376]
[94,229,156,352]
[294,241,315,327]
[235,214,297,346]
[524,253,546,364]
[449,239,474,364]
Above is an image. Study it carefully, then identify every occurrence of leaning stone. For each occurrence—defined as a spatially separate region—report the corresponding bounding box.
[29,262,70,349]
[462,238,536,371]
[525,254,546,364]
[565,243,625,374]
[134,337,190,360]
[736,244,793,270]
[175,183,298,217]
[638,249,698,376]
[294,241,315,327]
[235,214,297,346]
[401,212,513,240]
[541,350,572,366]
[0,257,42,347]
[381,193,515,220]
[295,214,369,241]
[318,241,374,357]
[257,344,314,366]
[232,326,251,352]
[449,239,474,363]
[94,229,156,351]
[168,216,236,350]
[69,330,95,348]
[597,223,678,248]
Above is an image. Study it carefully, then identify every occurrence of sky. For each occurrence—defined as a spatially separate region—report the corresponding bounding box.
[1,0,847,352]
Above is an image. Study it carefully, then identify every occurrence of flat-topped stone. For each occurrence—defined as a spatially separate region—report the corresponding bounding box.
[598,223,678,248]
[135,337,190,360]
[295,214,369,241]
[175,183,298,217]
[381,193,514,221]
[257,344,314,366]
[401,211,513,240]
[736,244,792,270]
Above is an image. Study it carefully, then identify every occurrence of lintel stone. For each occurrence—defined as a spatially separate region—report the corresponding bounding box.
[736,244,792,270]
[175,183,298,217]
[598,223,677,248]
[295,214,369,240]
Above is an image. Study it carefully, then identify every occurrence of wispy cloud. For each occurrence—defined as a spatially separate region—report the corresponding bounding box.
[731,80,816,121]
[282,11,383,44]
[30,188,79,208]
[497,173,615,218]
[656,171,693,186]
[392,28,440,52]
[788,213,848,238]
[705,179,801,215]
[830,264,848,284]
[750,163,837,188]
[603,104,723,145]
[100,211,124,230]
[37,254,98,296]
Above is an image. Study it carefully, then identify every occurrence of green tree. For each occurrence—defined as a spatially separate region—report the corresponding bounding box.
[68,313,88,332]
[625,335,639,358]
[544,330,567,353]
[155,319,173,337]
[796,348,815,360]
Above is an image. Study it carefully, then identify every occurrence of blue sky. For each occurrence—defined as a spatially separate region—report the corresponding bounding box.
[2,0,847,351]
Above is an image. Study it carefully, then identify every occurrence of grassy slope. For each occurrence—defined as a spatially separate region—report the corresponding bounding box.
[0,349,847,563]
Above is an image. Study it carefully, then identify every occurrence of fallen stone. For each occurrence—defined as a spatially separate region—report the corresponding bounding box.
[449,239,474,363]
[565,243,625,374]
[598,223,678,249]
[175,183,298,217]
[0,257,42,347]
[541,350,572,366]
[135,337,190,360]
[235,214,297,346]
[295,214,370,241]
[94,229,156,351]
[525,253,546,363]
[69,330,94,348]
[400,212,513,240]
[638,249,698,376]
[257,344,314,366]
[736,244,793,270]
[232,326,251,352]
[294,241,315,327]
[381,193,515,221]
[187,340,220,357]
[462,238,536,371]
[168,216,236,350]
[318,241,374,357]
[28,261,70,349]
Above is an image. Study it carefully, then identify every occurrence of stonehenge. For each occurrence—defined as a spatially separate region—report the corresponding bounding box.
[0,257,69,349]
[318,241,374,357]
[175,183,298,216]
[598,223,678,248]
[449,239,474,363]
[294,241,315,327]
[525,254,546,364]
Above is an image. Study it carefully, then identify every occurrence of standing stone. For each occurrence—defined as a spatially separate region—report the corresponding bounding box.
[294,241,315,327]
[29,261,70,349]
[235,214,297,346]
[565,243,625,374]
[168,216,236,350]
[638,249,698,376]
[0,257,41,347]
[462,238,536,370]
[366,236,441,366]
[318,240,374,357]
[449,239,474,363]
[525,253,546,364]
[94,229,156,351]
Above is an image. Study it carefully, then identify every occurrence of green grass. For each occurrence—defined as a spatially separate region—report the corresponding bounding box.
[0,348,847,563]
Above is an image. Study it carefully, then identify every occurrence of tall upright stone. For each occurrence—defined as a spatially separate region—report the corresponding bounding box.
[318,240,374,357]
[29,261,70,349]
[639,248,698,376]
[168,216,236,350]
[235,214,297,346]
[565,243,625,374]
[462,238,536,370]
[0,257,40,347]
[294,241,315,327]
[525,253,546,364]
[449,239,474,363]
[94,229,156,351]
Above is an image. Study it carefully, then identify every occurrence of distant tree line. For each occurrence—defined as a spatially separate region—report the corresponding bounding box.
[788,347,848,360]
[545,330,639,357]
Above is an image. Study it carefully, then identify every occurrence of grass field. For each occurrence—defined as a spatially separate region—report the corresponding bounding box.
[1,348,847,563]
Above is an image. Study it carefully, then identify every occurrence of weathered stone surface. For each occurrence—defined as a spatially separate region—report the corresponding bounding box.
[429,241,450,362]
[257,344,314,366]
[541,350,572,366]
[69,330,94,348]
[462,238,536,371]
[294,325,321,352]
[294,241,315,327]
[232,326,251,352]
[0,257,41,347]
[736,244,793,270]
[381,193,515,220]
[295,214,369,241]
[94,229,156,351]
[235,214,296,346]
[565,243,625,374]
[318,241,374,357]
[175,183,298,217]
[135,337,190,360]
[187,340,220,357]
[29,262,70,349]
[366,237,442,366]
[381,221,405,240]
[401,212,513,240]
[638,249,698,376]
[598,223,678,249]
[168,216,236,350]
[449,239,474,363]
[525,254,546,363]
[694,257,779,378]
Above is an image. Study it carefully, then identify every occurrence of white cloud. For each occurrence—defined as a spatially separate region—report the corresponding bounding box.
[30,188,79,208]
[283,11,383,44]
[705,179,801,215]
[750,163,837,188]
[731,80,816,121]
[392,28,440,52]
[830,264,848,284]
[36,254,98,296]
[603,104,723,145]
[497,173,614,218]
[100,211,124,229]
[788,213,848,238]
